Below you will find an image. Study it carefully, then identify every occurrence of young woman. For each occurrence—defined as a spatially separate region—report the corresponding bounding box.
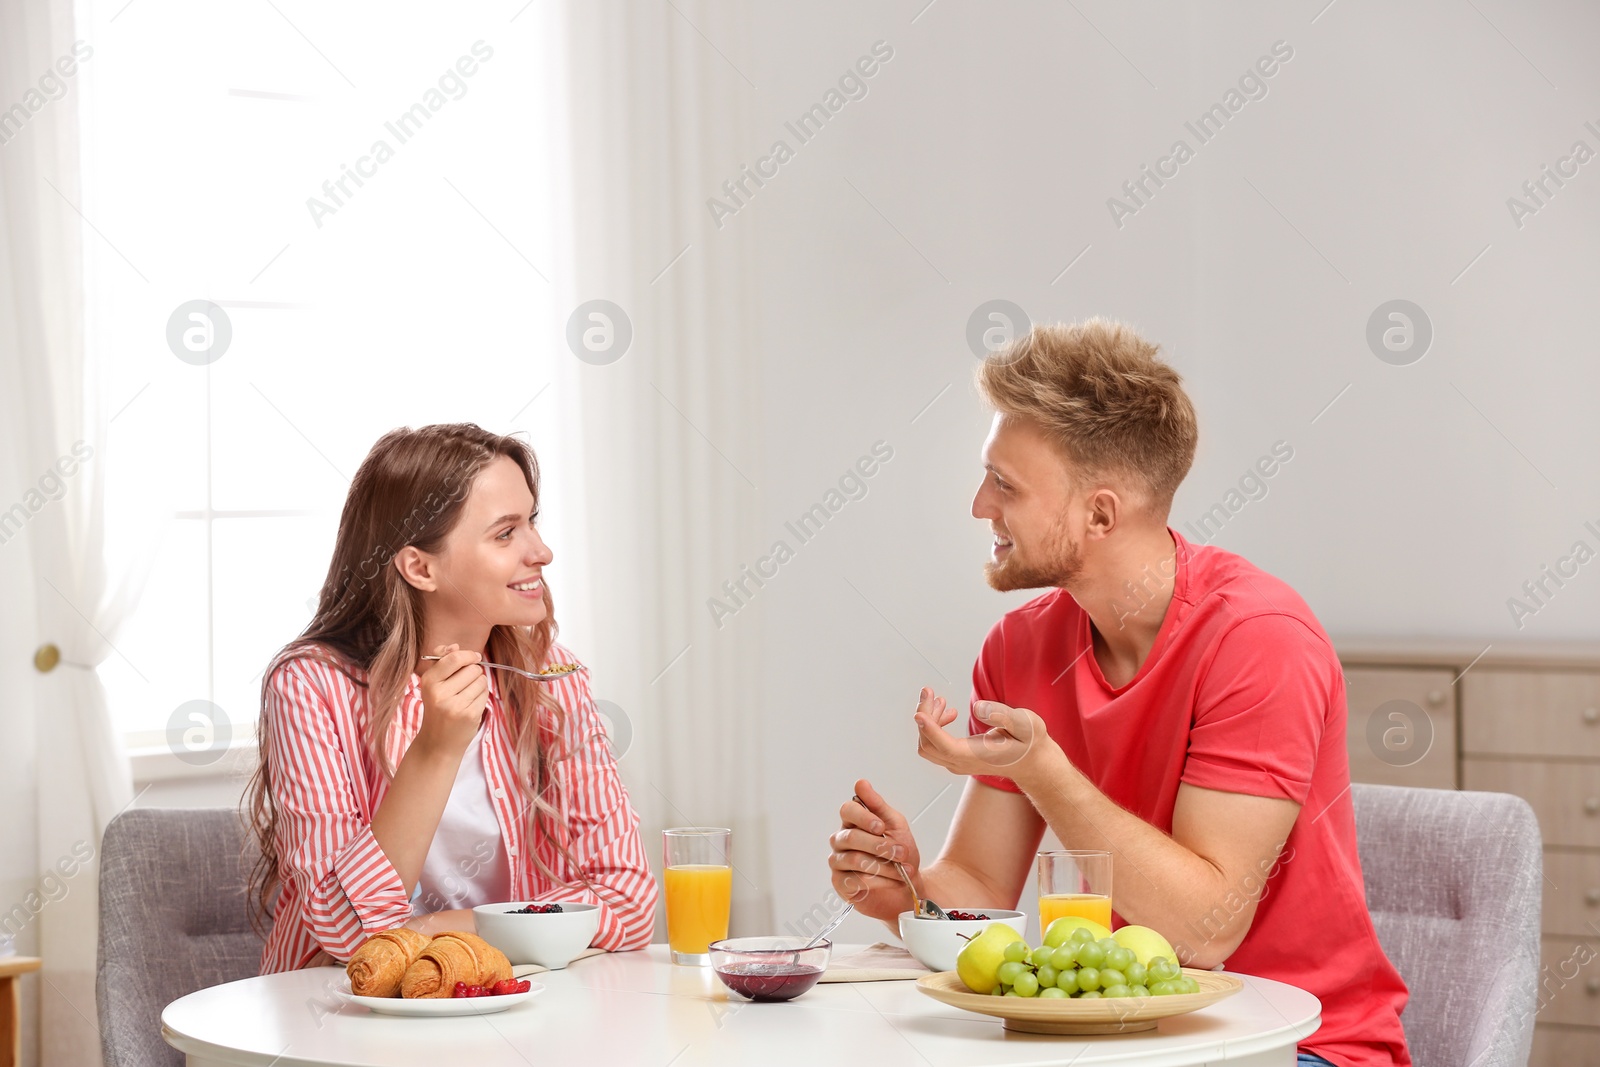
[245,423,657,971]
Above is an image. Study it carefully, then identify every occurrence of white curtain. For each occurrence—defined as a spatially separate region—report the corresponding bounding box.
[554,0,773,933]
[0,2,138,1065]
[2,5,766,1063]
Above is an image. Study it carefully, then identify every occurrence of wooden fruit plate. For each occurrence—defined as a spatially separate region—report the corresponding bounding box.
[914,968,1242,1035]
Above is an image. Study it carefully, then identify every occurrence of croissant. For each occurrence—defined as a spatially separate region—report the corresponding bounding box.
[346,927,432,998]
[400,931,513,999]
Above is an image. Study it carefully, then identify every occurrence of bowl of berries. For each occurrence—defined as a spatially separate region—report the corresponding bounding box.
[473,901,600,970]
[709,936,831,1001]
[898,909,1027,974]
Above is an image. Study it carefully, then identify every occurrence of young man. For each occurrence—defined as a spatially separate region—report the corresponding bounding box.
[827,320,1410,1067]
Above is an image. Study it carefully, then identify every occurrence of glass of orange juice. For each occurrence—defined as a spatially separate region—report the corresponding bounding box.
[1037,849,1113,936]
[663,827,732,965]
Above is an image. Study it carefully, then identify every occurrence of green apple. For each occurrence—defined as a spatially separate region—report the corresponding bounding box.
[1111,925,1177,968]
[954,921,1024,994]
[1042,915,1112,948]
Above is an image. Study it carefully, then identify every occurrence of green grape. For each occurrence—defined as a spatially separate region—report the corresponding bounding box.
[1077,990,1103,999]
[1148,980,1179,996]
[1097,937,1118,952]
[1003,990,1021,997]
[1076,966,1100,992]
[1039,986,1069,999]
[1049,945,1078,970]
[997,961,1027,986]
[1055,968,1079,995]
[1105,946,1135,972]
[1036,965,1058,988]
[1098,968,1126,989]
[1148,957,1180,983]
[1124,962,1147,986]
[990,985,1005,996]
[1101,983,1132,998]
[1013,971,1040,997]
[1175,976,1201,995]
[1130,985,1150,997]
[1002,941,1028,964]
[1075,942,1106,969]
[1069,927,1096,945]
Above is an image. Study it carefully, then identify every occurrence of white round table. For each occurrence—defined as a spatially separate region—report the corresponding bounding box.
[163,945,1321,1067]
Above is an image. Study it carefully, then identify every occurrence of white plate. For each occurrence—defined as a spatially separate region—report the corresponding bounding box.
[337,981,543,1017]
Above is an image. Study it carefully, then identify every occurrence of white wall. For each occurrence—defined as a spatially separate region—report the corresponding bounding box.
[721,0,1600,945]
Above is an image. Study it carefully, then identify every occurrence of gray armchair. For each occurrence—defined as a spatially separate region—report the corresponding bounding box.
[96,808,264,1067]
[1351,783,1542,1067]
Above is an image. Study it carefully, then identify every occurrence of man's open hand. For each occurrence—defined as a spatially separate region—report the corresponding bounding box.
[913,688,1060,787]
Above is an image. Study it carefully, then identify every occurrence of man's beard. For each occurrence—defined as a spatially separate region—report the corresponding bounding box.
[982,518,1082,592]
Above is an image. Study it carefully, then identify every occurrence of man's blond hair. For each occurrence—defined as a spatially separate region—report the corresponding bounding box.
[976,318,1197,514]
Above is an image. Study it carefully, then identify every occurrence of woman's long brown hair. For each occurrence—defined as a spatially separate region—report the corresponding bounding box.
[244,423,585,933]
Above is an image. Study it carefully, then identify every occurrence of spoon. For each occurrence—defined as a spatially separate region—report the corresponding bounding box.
[419,655,586,682]
[851,793,947,920]
[894,860,948,920]
[791,902,852,964]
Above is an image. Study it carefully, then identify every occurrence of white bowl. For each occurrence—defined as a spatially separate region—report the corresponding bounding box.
[473,901,601,970]
[898,909,1027,973]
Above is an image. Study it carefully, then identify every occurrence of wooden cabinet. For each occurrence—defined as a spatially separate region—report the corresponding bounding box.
[1342,666,1457,790]
[1462,671,1600,759]
[1336,641,1600,1067]
[1463,759,1600,848]
[1542,850,1600,937]
[1536,936,1600,1028]
[1532,1023,1600,1066]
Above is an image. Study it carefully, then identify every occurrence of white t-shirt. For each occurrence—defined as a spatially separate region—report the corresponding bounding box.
[411,723,512,915]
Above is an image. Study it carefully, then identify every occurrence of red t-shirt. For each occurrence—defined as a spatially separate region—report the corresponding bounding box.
[969,529,1410,1067]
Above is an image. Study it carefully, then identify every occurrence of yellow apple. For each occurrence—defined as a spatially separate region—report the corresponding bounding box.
[954,921,1024,994]
[1042,915,1112,948]
[1112,924,1176,967]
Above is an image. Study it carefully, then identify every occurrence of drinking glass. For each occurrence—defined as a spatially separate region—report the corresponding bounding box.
[1037,849,1113,935]
[663,827,732,965]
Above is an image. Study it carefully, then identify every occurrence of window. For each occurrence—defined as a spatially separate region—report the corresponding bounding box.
[81,3,574,750]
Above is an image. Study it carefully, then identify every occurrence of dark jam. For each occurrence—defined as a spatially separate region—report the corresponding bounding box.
[714,962,825,1002]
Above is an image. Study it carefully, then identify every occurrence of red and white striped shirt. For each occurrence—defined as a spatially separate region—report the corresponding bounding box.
[259,642,657,973]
